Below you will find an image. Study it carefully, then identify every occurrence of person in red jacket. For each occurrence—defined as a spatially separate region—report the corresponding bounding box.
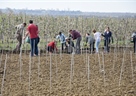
[47,40,57,53]
[24,20,39,56]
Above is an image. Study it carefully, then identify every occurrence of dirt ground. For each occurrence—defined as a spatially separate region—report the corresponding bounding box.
[0,49,136,96]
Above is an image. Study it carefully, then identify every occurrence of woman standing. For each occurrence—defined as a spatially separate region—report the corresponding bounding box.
[93,29,101,53]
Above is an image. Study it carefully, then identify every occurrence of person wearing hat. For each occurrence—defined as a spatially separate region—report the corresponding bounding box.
[56,32,67,53]
[93,29,101,53]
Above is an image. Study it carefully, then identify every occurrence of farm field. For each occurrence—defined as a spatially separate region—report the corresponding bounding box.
[0,49,136,96]
[0,12,136,96]
[0,13,136,51]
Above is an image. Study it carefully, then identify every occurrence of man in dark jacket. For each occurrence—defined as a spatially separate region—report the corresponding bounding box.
[131,32,136,53]
[69,30,81,54]
[102,27,113,53]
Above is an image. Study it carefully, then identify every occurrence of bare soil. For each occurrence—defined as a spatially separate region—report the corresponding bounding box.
[0,50,136,96]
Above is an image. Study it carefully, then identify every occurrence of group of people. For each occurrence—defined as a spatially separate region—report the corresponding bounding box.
[13,20,40,56]
[13,20,136,56]
[85,27,113,54]
[47,27,113,54]
[48,27,136,54]
[47,30,82,54]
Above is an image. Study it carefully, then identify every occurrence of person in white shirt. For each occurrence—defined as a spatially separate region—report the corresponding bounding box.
[93,29,101,53]
[56,32,67,53]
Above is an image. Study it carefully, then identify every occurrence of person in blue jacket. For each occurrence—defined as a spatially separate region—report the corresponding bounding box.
[56,32,67,53]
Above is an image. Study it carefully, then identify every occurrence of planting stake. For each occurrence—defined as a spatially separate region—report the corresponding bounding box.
[130,51,134,84]
[28,53,31,96]
[50,53,52,93]
[88,56,90,89]
[119,50,125,87]
[102,52,106,86]
[1,54,7,96]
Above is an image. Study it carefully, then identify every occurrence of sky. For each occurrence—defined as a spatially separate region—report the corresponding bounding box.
[0,0,136,13]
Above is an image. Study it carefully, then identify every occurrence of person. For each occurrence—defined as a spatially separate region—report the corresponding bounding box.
[56,32,67,53]
[86,33,95,53]
[93,29,101,53]
[23,20,39,56]
[25,24,40,44]
[13,23,26,53]
[47,40,58,53]
[102,27,113,53]
[69,30,82,54]
[66,37,75,54]
[131,32,136,53]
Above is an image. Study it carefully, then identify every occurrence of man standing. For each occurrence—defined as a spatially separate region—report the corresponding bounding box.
[102,27,113,53]
[13,23,26,53]
[56,32,67,53]
[131,32,136,53]
[24,20,39,56]
[69,30,82,54]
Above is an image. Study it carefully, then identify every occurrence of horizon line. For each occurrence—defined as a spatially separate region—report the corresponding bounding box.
[1,8,136,14]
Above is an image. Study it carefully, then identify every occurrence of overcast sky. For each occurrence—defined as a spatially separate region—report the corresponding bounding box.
[0,0,136,13]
